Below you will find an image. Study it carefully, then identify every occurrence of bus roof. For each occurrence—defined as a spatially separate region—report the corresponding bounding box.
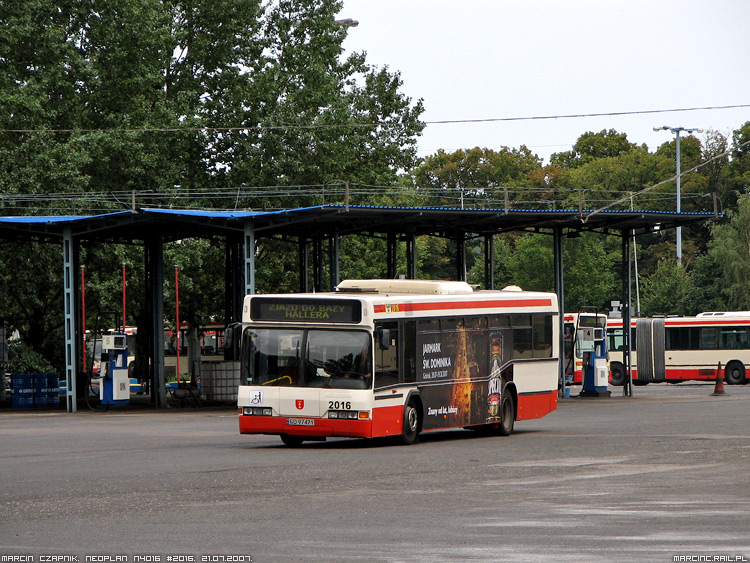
[607,315,750,328]
[335,279,475,295]
[243,280,558,325]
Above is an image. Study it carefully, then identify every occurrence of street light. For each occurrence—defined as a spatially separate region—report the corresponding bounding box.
[653,125,704,265]
[334,18,359,28]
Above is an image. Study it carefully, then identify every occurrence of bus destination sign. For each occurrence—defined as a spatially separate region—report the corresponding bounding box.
[251,298,362,324]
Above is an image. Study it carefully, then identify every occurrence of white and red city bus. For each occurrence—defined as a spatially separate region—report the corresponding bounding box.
[237,279,560,446]
[563,312,608,385]
[607,313,750,385]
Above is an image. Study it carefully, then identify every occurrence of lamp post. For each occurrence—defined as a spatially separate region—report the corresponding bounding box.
[334,18,359,28]
[653,125,703,265]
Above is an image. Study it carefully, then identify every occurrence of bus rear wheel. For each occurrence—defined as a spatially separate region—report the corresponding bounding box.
[400,400,421,445]
[724,361,746,385]
[498,390,515,436]
[280,434,304,447]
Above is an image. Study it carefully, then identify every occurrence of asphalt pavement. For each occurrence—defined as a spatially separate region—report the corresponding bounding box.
[1,382,749,562]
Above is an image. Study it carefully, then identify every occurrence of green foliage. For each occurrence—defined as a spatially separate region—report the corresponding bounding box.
[707,192,750,309]
[7,339,55,374]
[0,242,64,361]
[562,234,617,312]
[2,0,750,375]
[417,237,455,281]
[0,0,425,214]
[497,232,616,311]
[562,147,668,211]
[467,236,514,289]
[722,122,750,210]
[406,146,542,207]
[640,260,692,316]
[684,253,725,315]
[505,234,554,292]
[550,129,638,169]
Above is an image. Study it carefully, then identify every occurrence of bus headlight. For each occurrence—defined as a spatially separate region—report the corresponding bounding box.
[243,407,272,416]
[328,410,369,420]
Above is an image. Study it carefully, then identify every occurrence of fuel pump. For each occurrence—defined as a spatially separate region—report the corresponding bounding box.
[100,333,130,405]
[578,319,611,398]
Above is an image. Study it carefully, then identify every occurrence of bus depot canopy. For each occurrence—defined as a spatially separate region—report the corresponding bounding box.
[0,204,720,242]
[0,204,723,411]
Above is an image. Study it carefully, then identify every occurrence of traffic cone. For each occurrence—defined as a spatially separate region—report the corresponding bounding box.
[711,362,727,396]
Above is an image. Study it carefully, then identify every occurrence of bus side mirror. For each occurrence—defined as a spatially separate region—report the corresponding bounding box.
[376,328,391,350]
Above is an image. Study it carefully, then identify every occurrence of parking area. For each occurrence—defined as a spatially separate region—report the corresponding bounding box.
[2,383,749,562]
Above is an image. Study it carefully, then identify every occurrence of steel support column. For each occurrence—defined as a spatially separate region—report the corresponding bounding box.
[484,234,495,290]
[313,238,323,292]
[406,232,417,279]
[244,222,255,296]
[329,231,340,291]
[553,227,565,397]
[147,238,166,407]
[456,234,467,282]
[622,230,633,397]
[299,236,309,292]
[62,227,78,413]
[224,235,243,324]
[387,232,397,279]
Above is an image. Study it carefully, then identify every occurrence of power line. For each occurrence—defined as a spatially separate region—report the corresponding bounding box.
[2,104,748,134]
[424,104,750,126]
[583,138,750,222]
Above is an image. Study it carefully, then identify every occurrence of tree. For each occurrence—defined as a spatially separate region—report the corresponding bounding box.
[722,122,750,210]
[707,192,750,309]
[0,242,64,368]
[467,235,515,289]
[407,146,542,208]
[562,146,667,211]
[505,234,554,292]
[0,0,425,371]
[550,129,638,169]
[684,253,726,315]
[498,232,617,311]
[562,234,617,312]
[640,260,692,316]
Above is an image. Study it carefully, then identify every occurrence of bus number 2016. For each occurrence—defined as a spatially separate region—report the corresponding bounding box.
[329,401,351,410]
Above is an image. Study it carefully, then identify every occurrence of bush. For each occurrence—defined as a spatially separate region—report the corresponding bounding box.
[7,340,55,374]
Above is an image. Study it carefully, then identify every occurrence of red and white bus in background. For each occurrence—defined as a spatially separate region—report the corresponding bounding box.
[164,321,226,377]
[563,312,608,385]
[237,279,560,446]
[607,313,750,386]
[605,317,636,386]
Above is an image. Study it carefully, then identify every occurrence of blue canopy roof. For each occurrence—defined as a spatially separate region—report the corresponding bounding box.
[0,204,722,243]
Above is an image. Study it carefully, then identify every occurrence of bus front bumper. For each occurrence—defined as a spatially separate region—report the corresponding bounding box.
[239,415,373,439]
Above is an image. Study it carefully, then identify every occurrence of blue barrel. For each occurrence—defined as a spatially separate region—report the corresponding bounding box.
[11,374,34,408]
[33,373,48,407]
[46,373,60,407]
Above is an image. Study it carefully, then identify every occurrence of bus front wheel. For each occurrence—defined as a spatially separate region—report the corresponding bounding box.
[724,361,746,385]
[610,363,626,386]
[280,434,304,447]
[400,400,421,445]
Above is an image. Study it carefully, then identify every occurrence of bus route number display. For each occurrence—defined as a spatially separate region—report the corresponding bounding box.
[250,298,362,323]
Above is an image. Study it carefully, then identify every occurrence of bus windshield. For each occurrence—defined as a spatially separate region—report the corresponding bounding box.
[243,328,372,390]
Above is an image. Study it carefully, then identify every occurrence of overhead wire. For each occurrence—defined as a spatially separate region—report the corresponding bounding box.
[582,138,750,222]
[1,104,746,214]
[1,104,748,134]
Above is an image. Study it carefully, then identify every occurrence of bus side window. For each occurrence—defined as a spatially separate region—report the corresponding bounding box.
[375,321,399,389]
[403,321,416,383]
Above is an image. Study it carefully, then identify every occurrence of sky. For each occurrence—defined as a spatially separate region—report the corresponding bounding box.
[337,0,749,165]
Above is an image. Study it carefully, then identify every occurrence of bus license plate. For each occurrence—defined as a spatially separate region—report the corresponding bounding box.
[287,418,315,426]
